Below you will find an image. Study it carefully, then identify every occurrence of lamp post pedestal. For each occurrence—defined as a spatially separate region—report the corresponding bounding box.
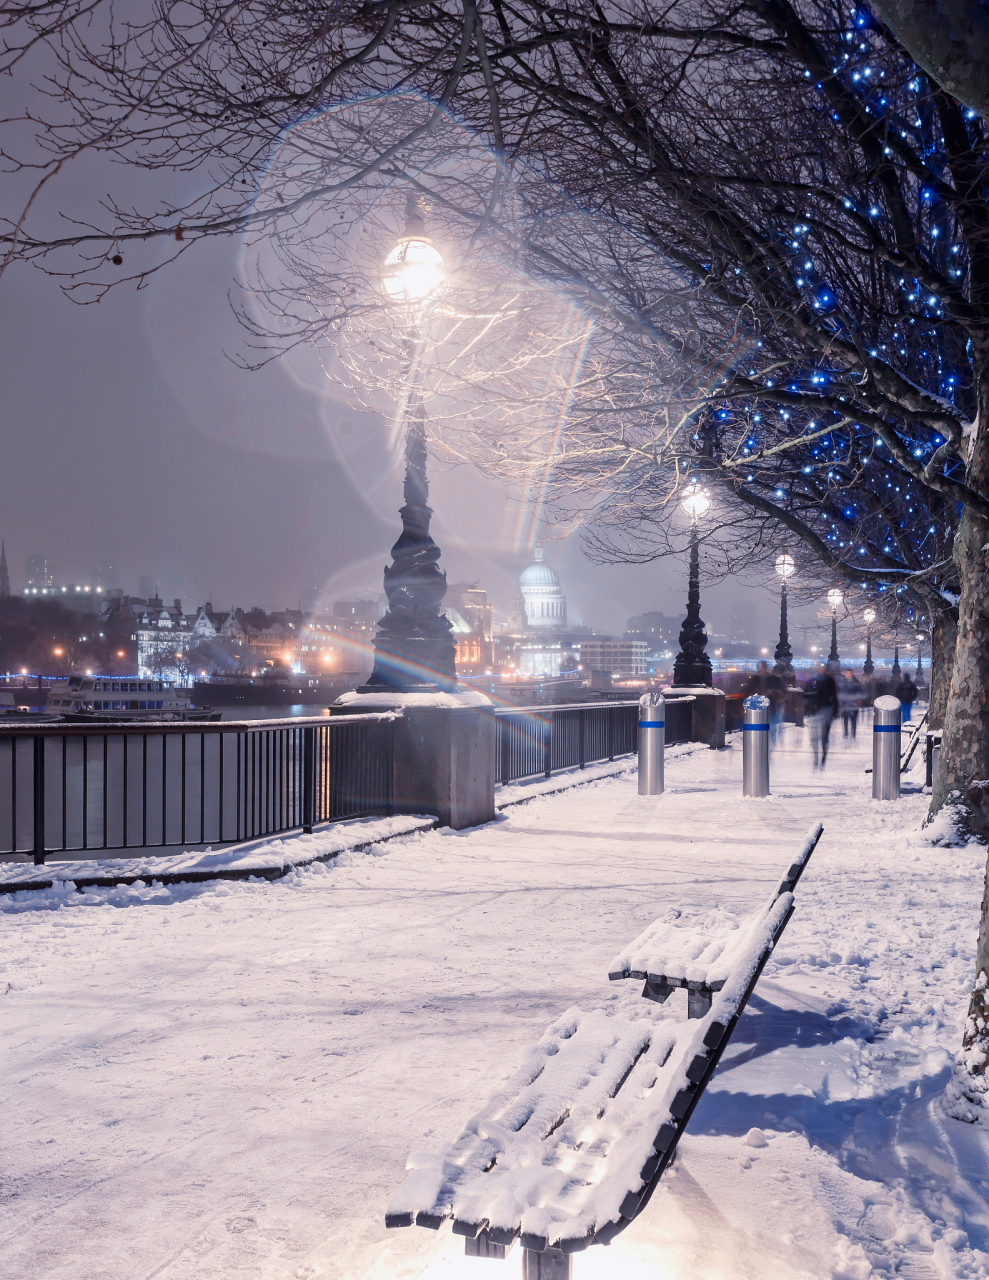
[892,645,902,680]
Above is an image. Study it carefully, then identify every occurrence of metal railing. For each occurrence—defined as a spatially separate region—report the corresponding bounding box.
[2,698,697,863]
[494,699,693,785]
[0,714,394,864]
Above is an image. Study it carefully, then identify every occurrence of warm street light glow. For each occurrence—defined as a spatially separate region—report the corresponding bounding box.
[382,238,444,310]
[680,482,711,520]
[53,647,63,656]
[775,552,795,579]
[827,588,844,611]
[116,650,125,657]
[864,607,877,625]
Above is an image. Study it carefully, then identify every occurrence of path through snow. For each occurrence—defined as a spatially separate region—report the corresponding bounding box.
[2,724,988,1280]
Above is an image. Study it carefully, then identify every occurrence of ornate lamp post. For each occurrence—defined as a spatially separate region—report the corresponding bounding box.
[673,482,713,687]
[892,642,902,680]
[915,632,925,681]
[826,588,843,674]
[361,199,457,692]
[863,607,876,676]
[773,552,795,682]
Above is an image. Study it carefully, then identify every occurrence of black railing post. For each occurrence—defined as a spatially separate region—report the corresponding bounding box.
[543,713,552,779]
[578,707,586,770]
[302,725,315,833]
[33,735,46,865]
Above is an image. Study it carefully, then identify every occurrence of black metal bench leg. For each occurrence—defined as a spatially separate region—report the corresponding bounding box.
[465,1231,513,1259]
[687,987,712,1019]
[523,1247,572,1279]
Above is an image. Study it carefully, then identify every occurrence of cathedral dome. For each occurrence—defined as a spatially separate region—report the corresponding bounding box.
[518,545,567,629]
[519,545,561,590]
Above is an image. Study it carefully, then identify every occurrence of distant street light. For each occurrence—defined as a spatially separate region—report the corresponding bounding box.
[361,194,457,692]
[826,588,843,673]
[773,552,795,682]
[916,632,925,680]
[673,482,713,687]
[863,607,876,676]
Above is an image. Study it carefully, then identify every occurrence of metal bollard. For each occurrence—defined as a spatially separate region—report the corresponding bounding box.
[742,694,771,797]
[872,695,902,800]
[932,742,941,790]
[638,691,665,795]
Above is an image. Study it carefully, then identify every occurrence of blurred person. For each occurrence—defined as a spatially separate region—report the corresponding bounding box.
[894,673,918,723]
[744,661,785,748]
[807,663,840,768]
[839,672,864,739]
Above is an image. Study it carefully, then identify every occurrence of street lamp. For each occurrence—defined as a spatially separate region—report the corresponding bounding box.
[361,195,457,692]
[863,607,876,676]
[916,632,925,681]
[826,588,843,673]
[773,552,795,682]
[673,482,713,687]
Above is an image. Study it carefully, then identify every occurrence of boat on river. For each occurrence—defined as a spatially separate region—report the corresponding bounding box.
[46,676,221,722]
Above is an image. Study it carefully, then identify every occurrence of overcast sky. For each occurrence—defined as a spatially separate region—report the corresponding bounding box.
[0,121,842,648]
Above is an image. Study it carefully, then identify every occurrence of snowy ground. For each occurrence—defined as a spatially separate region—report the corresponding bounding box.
[3,722,989,1280]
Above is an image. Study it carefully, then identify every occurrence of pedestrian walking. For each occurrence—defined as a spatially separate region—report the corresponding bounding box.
[839,672,863,739]
[807,663,840,768]
[894,674,918,723]
[744,661,785,748]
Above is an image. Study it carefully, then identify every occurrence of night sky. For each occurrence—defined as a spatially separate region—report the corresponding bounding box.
[0,135,827,647]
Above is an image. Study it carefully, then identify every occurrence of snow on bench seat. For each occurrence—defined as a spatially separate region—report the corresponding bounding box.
[607,821,823,996]
[385,892,795,1255]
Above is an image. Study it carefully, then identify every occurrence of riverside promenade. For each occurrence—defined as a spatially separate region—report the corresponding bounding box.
[3,726,988,1280]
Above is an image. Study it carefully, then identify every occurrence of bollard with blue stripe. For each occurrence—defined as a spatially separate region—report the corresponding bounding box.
[742,694,771,797]
[638,691,665,795]
[873,695,901,800]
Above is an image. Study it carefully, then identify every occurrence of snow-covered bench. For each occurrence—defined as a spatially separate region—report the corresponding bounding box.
[384,823,824,1274]
[608,821,824,1017]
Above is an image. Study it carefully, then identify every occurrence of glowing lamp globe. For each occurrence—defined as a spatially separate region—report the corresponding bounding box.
[863,608,876,626]
[827,588,844,611]
[382,237,444,309]
[680,482,711,520]
[775,553,795,580]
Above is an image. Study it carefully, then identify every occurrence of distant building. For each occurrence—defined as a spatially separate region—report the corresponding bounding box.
[445,583,495,675]
[625,612,684,651]
[21,582,112,612]
[94,559,121,590]
[25,554,53,588]
[579,638,649,678]
[516,545,567,629]
[333,598,383,623]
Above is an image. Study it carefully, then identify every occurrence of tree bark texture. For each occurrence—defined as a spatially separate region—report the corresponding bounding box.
[936,367,989,1121]
[868,0,989,120]
[928,608,958,731]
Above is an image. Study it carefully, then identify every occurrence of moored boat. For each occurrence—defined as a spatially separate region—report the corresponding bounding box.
[46,676,221,721]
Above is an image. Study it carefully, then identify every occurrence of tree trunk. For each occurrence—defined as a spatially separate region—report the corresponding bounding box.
[867,0,989,121]
[928,607,958,731]
[935,377,989,1120]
